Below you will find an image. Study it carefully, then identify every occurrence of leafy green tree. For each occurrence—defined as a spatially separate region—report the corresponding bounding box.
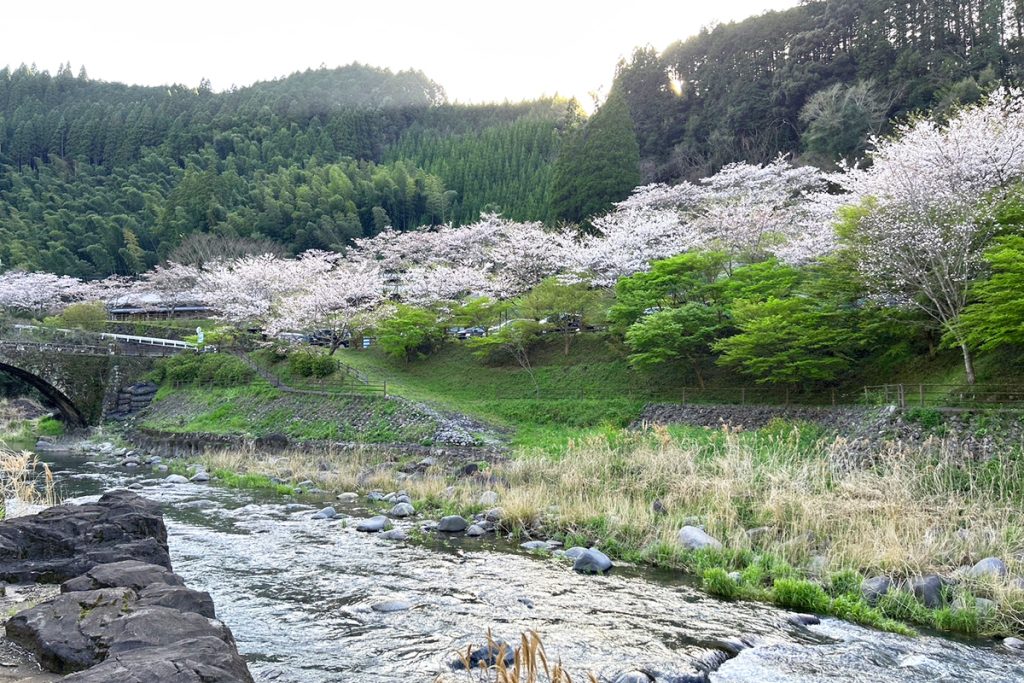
[375,305,444,361]
[799,81,887,165]
[625,304,722,388]
[714,261,863,385]
[449,297,510,331]
[609,251,729,331]
[518,277,605,355]
[960,236,1024,351]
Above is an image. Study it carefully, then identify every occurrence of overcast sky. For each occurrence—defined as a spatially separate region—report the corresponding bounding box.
[2,1,800,106]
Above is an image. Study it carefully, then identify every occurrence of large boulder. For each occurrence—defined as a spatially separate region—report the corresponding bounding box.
[573,549,613,575]
[437,516,469,533]
[909,575,946,609]
[677,526,723,551]
[861,576,892,605]
[60,636,253,683]
[967,557,1008,580]
[0,490,170,583]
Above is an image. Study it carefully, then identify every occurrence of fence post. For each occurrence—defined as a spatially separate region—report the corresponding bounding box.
[383,381,387,398]
[831,388,836,406]
[741,388,746,405]
[898,384,906,409]
[919,384,924,407]
[681,387,686,403]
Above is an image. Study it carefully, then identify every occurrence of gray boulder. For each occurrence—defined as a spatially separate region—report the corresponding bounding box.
[564,547,588,560]
[479,491,499,506]
[677,525,722,551]
[465,524,486,537]
[165,475,190,484]
[311,507,337,520]
[437,516,469,533]
[379,529,408,541]
[190,471,211,483]
[60,636,253,683]
[861,576,892,605]
[451,639,515,670]
[967,557,1008,580]
[573,549,613,575]
[136,584,216,619]
[355,516,392,533]
[389,503,415,518]
[336,492,358,503]
[909,575,946,609]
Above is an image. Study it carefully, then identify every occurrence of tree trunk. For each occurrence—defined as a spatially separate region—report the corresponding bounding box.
[961,341,977,385]
[691,360,705,390]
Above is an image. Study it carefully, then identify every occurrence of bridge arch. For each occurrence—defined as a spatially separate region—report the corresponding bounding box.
[0,362,87,429]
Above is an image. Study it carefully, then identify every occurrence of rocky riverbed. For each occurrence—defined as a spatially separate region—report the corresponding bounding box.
[16,445,1024,682]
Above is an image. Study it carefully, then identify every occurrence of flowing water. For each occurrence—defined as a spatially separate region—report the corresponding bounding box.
[41,451,1024,683]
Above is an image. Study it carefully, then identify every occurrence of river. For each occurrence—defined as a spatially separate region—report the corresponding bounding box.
[40,451,1024,683]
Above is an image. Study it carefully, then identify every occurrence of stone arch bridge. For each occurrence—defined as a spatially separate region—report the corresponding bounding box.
[0,327,196,428]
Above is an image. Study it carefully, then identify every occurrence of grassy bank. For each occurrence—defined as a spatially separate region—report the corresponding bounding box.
[189,422,1024,638]
[139,384,436,444]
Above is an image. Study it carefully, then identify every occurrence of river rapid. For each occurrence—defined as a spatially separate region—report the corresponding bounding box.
[39,450,1024,683]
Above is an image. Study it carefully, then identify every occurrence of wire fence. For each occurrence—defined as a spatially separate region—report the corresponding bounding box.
[862,383,1024,409]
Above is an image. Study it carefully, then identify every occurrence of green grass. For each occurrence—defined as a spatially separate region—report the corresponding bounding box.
[212,469,295,495]
[36,416,64,437]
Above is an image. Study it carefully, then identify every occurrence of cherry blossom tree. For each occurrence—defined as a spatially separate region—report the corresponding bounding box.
[835,89,1024,383]
[0,271,88,316]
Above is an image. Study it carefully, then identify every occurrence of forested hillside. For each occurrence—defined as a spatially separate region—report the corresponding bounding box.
[3,0,1024,276]
[0,64,568,276]
[612,0,1024,183]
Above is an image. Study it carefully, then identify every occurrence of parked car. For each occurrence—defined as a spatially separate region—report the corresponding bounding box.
[308,329,350,348]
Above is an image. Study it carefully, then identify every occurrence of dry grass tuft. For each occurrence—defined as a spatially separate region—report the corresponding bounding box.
[0,443,57,518]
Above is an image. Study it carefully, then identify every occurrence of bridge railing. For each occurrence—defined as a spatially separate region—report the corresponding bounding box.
[1,323,197,354]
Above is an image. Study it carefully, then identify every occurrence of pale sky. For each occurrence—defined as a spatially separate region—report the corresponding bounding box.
[2,0,800,106]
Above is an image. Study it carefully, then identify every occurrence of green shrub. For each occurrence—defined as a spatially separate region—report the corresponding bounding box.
[828,569,863,597]
[288,352,336,378]
[772,578,830,613]
[153,354,254,386]
[37,416,64,437]
[702,567,740,599]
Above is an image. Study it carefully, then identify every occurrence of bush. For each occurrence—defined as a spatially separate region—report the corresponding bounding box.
[37,416,64,437]
[46,301,107,332]
[288,352,336,378]
[772,578,830,613]
[702,567,740,599]
[153,354,255,386]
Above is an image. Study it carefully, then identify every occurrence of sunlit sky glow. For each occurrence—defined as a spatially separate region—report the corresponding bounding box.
[3,1,800,107]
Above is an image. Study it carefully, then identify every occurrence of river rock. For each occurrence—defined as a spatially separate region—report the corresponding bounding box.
[573,548,613,575]
[311,506,337,520]
[564,546,588,560]
[166,474,190,484]
[190,471,211,483]
[336,492,358,503]
[909,574,945,608]
[861,576,892,605]
[389,503,415,517]
[465,524,486,537]
[61,560,184,593]
[787,613,821,626]
[154,464,169,474]
[484,507,503,523]
[520,541,554,552]
[966,557,1007,580]
[479,490,499,506]
[379,529,409,541]
[451,639,516,670]
[437,516,469,532]
[366,491,386,502]
[677,525,722,551]
[1005,637,1024,651]
[371,600,412,613]
[0,490,171,583]
[355,516,392,533]
[60,636,253,683]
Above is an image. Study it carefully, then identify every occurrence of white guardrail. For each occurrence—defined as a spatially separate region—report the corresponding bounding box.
[12,324,197,351]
